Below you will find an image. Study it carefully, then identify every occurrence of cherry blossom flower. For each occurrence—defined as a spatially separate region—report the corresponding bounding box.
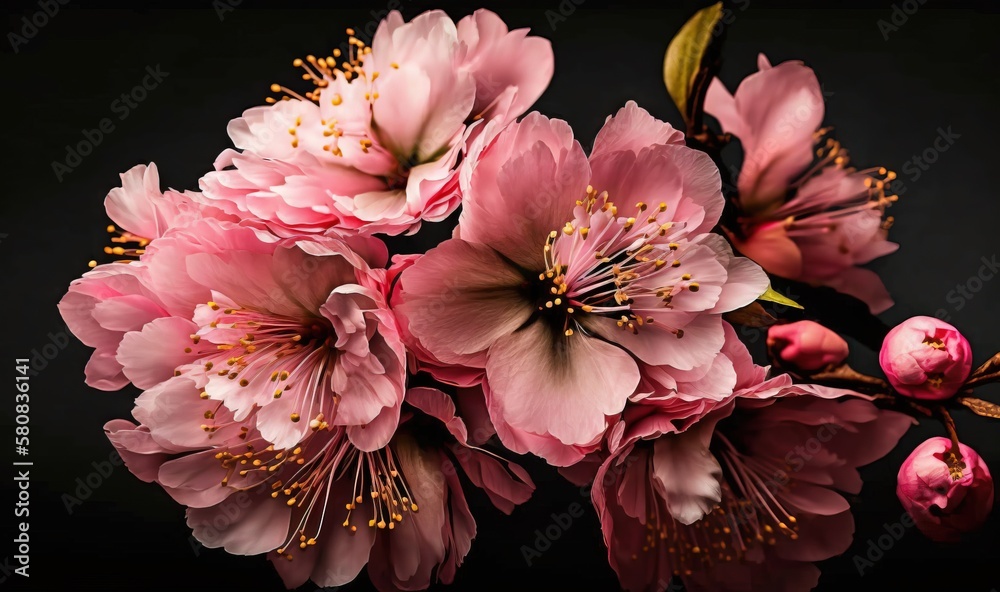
[396,103,768,465]
[106,387,533,590]
[593,327,912,591]
[197,9,554,236]
[705,54,898,313]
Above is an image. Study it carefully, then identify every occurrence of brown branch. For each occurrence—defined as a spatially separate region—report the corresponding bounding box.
[963,352,1000,388]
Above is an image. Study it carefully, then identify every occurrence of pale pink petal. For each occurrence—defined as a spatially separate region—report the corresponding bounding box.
[587,313,725,371]
[485,320,639,447]
[187,493,291,555]
[457,9,554,123]
[117,317,200,389]
[651,418,724,525]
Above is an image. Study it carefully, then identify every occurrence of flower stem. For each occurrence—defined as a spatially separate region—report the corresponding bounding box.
[938,406,967,480]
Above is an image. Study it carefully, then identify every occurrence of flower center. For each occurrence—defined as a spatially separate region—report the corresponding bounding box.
[631,435,800,574]
[204,426,420,562]
[922,336,946,350]
[771,133,899,236]
[179,299,341,426]
[538,186,694,337]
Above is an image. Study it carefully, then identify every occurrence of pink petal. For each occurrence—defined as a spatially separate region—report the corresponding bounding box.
[104,419,172,482]
[591,101,685,159]
[307,478,377,587]
[117,317,200,389]
[730,222,804,279]
[187,492,291,555]
[823,266,895,314]
[587,313,726,371]
[459,112,589,269]
[405,387,469,443]
[485,320,639,448]
[651,418,724,525]
[396,239,533,360]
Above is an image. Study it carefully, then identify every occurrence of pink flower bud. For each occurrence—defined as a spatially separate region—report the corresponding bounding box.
[766,320,849,371]
[897,437,994,542]
[879,316,973,400]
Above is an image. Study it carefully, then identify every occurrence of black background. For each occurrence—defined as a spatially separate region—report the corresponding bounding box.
[2,1,999,591]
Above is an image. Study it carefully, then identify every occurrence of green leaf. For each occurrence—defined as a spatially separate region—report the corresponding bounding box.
[663,2,724,126]
[758,285,804,309]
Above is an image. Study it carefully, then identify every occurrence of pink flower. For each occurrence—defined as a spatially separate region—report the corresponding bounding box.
[767,320,849,371]
[395,103,768,465]
[593,340,913,592]
[58,263,170,390]
[879,316,973,400]
[106,163,235,242]
[197,9,553,237]
[705,54,898,313]
[58,162,245,390]
[897,437,994,542]
[64,218,405,452]
[106,387,533,590]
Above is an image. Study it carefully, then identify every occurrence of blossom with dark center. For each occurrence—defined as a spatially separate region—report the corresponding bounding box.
[396,103,768,465]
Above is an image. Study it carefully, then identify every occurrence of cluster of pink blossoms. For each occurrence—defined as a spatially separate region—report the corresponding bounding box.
[58,8,961,592]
